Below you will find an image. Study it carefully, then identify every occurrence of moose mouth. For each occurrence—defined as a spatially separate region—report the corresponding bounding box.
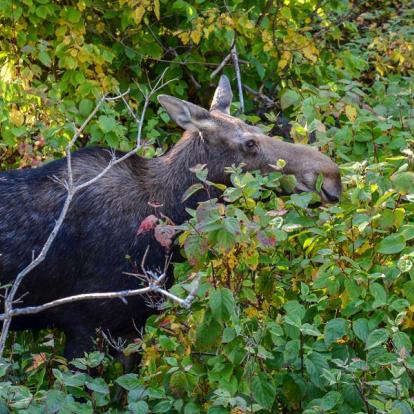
[320,187,340,204]
[289,182,340,205]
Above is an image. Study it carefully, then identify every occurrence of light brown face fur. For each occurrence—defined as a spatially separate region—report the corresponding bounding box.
[158,75,342,203]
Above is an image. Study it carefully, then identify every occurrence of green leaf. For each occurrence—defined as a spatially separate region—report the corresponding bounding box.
[98,115,117,133]
[319,391,343,411]
[196,318,221,350]
[184,402,201,414]
[315,173,324,192]
[85,378,109,394]
[392,331,412,353]
[209,288,235,323]
[403,281,414,304]
[352,318,369,342]
[207,407,227,414]
[280,89,300,109]
[280,174,297,193]
[222,327,236,343]
[376,234,406,254]
[79,99,93,117]
[290,192,313,209]
[301,323,321,336]
[66,8,81,23]
[398,257,413,273]
[391,171,414,195]
[369,283,387,308]
[129,401,149,414]
[182,183,204,202]
[251,373,276,409]
[152,400,173,413]
[324,318,348,346]
[116,373,140,391]
[365,329,388,350]
[38,50,51,67]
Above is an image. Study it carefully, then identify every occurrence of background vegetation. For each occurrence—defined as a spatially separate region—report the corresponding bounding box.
[1,0,414,412]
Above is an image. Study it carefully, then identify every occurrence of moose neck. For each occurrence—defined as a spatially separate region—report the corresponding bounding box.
[146,131,217,223]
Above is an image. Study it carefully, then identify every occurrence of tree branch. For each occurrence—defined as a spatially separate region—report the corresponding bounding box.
[230,38,244,113]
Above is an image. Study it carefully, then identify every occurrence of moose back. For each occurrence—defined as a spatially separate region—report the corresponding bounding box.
[0,76,342,359]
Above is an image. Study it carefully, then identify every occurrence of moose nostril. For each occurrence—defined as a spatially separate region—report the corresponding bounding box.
[322,188,340,203]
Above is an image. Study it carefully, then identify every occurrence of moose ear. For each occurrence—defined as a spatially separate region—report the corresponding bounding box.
[210,75,233,114]
[157,95,213,130]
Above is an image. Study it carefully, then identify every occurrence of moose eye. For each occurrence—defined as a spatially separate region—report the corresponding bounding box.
[245,139,257,150]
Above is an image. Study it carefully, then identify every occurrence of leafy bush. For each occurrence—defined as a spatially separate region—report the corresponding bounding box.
[1,0,414,413]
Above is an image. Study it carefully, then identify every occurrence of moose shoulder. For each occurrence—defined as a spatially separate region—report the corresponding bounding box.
[0,75,341,359]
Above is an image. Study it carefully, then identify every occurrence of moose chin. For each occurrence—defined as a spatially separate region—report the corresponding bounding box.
[0,75,341,359]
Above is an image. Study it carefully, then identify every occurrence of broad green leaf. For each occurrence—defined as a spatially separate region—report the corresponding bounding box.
[324,318,348,346]
[85,378,109,394]
[209,288,235,323]
[98,115,117,133]
[365,329,389,350]
[352,318,369,342]
[129,401,149,414]
[251,373,276,409]
[320,391,343,411]
[116,373,140,391]
[38,50,51,67]
[392,331,412,353]
[152,400,173,413]
[376,234,406,254]
[391,171,414,195]
[79,99,93,117]
[182,183,204,202]
[281,89,300,109]
[370,283,387,308]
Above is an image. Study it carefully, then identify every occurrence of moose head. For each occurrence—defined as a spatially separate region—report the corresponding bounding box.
[157,75,342,204]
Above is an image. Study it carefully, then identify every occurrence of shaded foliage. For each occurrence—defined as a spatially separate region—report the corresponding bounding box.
[1,0,414,413]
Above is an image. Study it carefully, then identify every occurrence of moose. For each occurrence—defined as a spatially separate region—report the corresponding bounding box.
[0,76,342,359]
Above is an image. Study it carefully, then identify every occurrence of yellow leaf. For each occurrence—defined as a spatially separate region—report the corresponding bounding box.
[245,306,259,318]
[355,241,372,255]
[9,108,24,126]
[154,0,160,20]
[77,49,89,63]
[191,29,201,45]
[278,51,291,70]
[178,32,190,45]
[96,22,105,34]
[394,208,405,228]
[133,5,145,25]
[345,104,357,121]
[302,44,318,62]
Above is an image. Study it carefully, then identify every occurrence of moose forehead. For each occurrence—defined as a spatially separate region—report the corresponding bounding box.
[204,110,264,139]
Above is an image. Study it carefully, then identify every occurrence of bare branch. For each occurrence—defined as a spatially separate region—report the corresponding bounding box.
[243,85,277,109]
[230,39,244,113]
[210,53,232,79]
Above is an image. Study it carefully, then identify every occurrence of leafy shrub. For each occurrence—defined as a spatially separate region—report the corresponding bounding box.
[1,0,414,413]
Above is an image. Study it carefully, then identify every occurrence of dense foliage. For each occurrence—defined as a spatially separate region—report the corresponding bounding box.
[1,0,414,413]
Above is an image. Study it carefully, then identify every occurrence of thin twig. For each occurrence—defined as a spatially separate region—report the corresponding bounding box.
[243,85,276,109]
[230,38,244,113]
[210,53,232,79]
